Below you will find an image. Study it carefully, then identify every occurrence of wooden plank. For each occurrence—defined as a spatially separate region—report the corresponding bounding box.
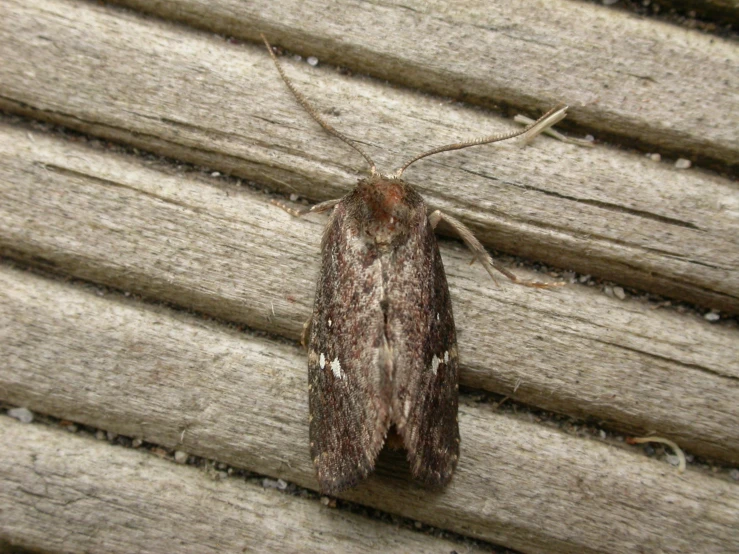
[0,416,489,554]
[1,266,737,554]
[0,122,737,463]
[0,0,737,312]
[106,0,739,169]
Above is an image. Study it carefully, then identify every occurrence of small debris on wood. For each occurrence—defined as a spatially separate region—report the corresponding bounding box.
[704,311,720,322]
[262,478,288,490]
[7,407,34,423]
[627,436,686,473]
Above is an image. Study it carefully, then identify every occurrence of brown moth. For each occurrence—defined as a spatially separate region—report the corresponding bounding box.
[263,35,566,494]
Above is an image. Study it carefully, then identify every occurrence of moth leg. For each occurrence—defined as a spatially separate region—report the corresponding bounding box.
[429,210,563,289]
[272,197,341,217]
[300,317,312,349]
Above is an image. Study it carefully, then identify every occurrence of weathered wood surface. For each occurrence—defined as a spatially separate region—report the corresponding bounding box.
[1,266,737,554]
[1,0,738,313]
[107,0,739,169]
[1,0,738,553]
[0,416,491,554]
[1,122,737,464]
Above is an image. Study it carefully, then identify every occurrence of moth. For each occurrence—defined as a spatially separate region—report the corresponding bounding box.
[263,36,566,494]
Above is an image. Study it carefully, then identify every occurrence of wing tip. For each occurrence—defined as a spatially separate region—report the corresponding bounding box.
[409,449,459,489]
[315,461,373,495]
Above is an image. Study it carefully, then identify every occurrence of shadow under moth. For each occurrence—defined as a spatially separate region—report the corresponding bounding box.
[263,36,567,495]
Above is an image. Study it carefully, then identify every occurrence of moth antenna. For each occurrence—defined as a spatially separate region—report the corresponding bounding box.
[394,105,568,178]
[261,34,378,176]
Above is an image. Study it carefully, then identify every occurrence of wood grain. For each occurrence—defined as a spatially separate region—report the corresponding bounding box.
[0,0,737,312]
[1,122,737,464]
[0,416,492,554]
[107,0,739,168]
[1,1,738,552]
[1,266,737,554]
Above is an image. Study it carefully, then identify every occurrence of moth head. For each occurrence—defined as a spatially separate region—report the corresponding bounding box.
[351,175,420,245]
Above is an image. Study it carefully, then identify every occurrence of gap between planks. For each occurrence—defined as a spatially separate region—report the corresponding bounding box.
[105,0,739,168]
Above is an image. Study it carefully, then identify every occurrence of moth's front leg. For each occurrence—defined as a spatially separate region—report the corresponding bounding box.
[429,210,563,289]
[301,316,312,349]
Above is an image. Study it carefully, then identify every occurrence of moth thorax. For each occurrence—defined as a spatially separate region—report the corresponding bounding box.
[356,176,414,246]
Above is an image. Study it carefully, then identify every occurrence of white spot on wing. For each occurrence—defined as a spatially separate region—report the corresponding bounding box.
[444,350,449,364]
[431,354,440,375]
[328,318,332,327]
[330,356,343,379]
[319,353,326,369]
[436,313,440,321]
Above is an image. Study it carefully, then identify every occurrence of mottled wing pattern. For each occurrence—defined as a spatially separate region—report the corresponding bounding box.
[388,207,460,487]
[307,201,391,494]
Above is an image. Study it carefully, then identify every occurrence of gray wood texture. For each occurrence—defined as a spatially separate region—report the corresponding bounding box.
[2,267,737,554]
[0,0,737,552]
[1,123,737,464]
[108,0,739,169]
[0,0,737,312]
[0,416,489,554]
